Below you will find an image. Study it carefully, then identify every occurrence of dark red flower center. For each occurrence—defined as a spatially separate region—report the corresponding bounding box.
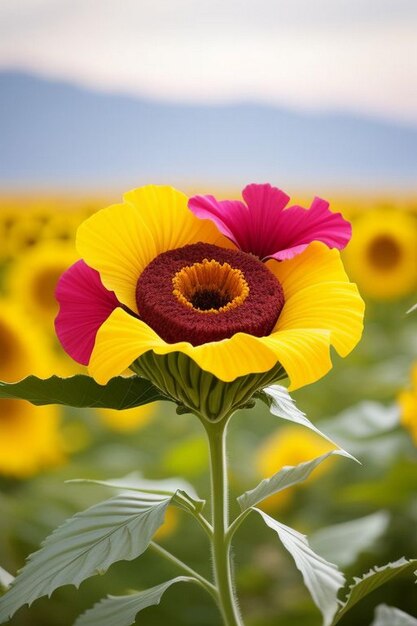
[136,242,285,346]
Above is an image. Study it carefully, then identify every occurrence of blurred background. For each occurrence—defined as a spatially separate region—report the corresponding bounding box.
[0,1,416,625]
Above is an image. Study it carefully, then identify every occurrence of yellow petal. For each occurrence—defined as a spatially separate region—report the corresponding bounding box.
[89,308,332,391]
[267,242,365,367]
[89,307,279,385]
[77,185,227,313]
[275,281,364,357]
[266,241,349,300]
[260,328,332,390]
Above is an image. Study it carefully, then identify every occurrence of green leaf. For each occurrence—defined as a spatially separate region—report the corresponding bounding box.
[255,509,345,626]
[258,385,358,462]
[332,558,417,625]
[321,402,399,441]
[67,472,199,498]
[237,450,351,511]
[319,402,403,467]
[371,604,417,626]
[73,577,196,626]
[68,473,206,514]
[0,568,13,592]
[0,375,167,409]
[0,492,173,623]
[309,511,390,568]
[407,302,417,315]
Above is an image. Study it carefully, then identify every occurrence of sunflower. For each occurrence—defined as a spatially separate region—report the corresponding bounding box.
[97,402,157,433]
[256,426,336,511]
[0,206,20,232]
[5,243,78,327]
[0,299,54,381]
[0,398,63,478]
[55,184,364,415]
[41,212,81,244]
[398,363,417,445]
[343,209,417,300]
[6,215,44,259]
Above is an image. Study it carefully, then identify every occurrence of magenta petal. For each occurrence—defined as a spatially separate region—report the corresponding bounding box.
[188,194,252,251]
[269,197,352,261]
[189,184,290,256]
[55,260,120,365]
[242,183,290,215]
[188,184,351,261]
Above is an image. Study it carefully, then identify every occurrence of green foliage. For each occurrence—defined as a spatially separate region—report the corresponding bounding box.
[255,508,345,626]
[67,474,206,517]
[332,558,417,625]
[257,385,357,461]
[371,604,417,625]
[237,450,352,512]
[0,492,174,623]
[73,577,197,626]
[0,569,13,593]
[309,511,390,568]
[319,401,402,465]
[0,375,167,409]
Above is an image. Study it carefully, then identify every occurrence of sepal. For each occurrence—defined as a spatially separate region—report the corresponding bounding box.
[132,351,285,421]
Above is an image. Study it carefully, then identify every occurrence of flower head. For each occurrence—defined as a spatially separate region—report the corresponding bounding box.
[0,299,54,381]
[0,398,63,478]
[6,243,78,327]
[343,208,417,300]
[55,184,364,415]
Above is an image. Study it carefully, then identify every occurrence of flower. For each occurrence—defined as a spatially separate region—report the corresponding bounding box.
[256,426,335,511]
[0,299,54,381]
[398,363,417,445]
[55,184,364,413]
[0,300,65,477]
[97,403,157,432]
[5,243,78,327]
[41,211,81,244]
[0,398,64,478]
[343,209,417,300]
[6,214,44,258]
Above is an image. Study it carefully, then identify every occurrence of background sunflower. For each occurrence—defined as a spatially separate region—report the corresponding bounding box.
[343,209,417,300]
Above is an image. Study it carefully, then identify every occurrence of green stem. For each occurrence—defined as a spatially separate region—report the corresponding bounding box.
[226,509,253,544]
[149,541,218,601]
[205,419,244,626]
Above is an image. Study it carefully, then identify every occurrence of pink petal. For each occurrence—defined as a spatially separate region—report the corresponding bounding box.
[55,260,120,365]
[188,184,351,261]
[269,197,352,261]
[188,194,253,251]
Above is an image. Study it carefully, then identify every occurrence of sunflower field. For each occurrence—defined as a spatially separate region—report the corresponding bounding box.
[0,192,416,626]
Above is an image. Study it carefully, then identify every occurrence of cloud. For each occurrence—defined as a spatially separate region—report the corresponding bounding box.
[1,0,417,124]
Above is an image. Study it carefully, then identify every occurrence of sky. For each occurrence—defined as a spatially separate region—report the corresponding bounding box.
[0,0,417,126]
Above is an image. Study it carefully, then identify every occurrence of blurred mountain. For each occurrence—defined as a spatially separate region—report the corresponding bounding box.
[1,71,416,189]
